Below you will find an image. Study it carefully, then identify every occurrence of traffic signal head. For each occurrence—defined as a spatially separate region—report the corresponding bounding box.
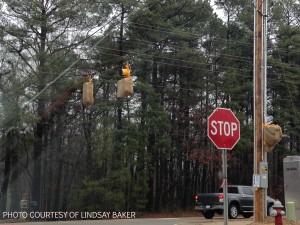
[263,124,282,152]
[83,75,94,107]
[122,63,130,78]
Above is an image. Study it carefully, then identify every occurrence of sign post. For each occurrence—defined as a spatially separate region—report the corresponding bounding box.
[208,108,240,225]
[222,149,228,225]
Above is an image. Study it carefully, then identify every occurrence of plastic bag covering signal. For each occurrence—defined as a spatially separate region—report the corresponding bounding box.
[117,77,133,98]
[83,77,94,106]
[263,124,283,152]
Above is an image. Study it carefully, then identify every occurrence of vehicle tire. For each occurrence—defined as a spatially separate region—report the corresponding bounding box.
[228,204,239,219]
[203,211,214,219]
[242,212,253,218]
[267,204,273,216]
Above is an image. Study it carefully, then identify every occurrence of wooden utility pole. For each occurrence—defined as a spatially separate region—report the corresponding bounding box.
[254,0,266,223]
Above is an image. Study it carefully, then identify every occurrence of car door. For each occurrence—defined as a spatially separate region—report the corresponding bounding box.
[240,186,254,212]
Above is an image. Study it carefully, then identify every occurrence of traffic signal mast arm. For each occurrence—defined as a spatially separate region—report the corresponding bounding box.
[42,77,86,118]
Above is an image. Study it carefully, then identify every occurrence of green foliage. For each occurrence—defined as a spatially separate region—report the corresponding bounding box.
[127,167,149,211]
[1,0,300,215]
[70,169,130,211]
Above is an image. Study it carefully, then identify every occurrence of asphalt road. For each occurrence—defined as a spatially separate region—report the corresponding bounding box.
[0,217,253,225]
[1,217,198,225]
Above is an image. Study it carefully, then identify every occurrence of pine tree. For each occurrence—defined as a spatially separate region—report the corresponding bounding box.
[0,0,111,211]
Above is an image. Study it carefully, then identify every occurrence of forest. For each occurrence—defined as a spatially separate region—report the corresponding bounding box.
[0,0,299,215]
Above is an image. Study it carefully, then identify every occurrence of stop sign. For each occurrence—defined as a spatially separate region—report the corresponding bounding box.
[207,108,240,150]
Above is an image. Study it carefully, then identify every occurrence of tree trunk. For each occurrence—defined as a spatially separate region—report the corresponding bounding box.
[1,130,12,214]
[31,3,48,210]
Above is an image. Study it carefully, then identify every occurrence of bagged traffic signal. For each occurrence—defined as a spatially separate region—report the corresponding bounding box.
[263,124,283,152]
[83,76,94,106]
[117,63,133,98]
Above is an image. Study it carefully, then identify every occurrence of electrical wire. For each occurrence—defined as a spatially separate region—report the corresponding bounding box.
[88,44,300,83]
[1,0,172,103]
[126,21,300,54]
[1,1,299,103]
[272,52,300,127]
[2,18,300,56]
[121,38,255,63]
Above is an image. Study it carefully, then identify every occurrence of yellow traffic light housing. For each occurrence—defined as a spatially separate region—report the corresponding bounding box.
[122,63,131,78]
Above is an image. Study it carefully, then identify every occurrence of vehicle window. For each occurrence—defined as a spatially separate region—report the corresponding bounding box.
[219,187,238,193]
[242,187,253,195]
[227,187,239,193]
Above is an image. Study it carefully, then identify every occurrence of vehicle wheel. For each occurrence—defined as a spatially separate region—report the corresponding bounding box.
[203,211,214,219]
[242,212,253,218]
[267,204,273,216]
[229,204,239,219]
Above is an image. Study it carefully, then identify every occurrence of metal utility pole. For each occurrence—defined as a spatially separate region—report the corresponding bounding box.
[254,0,268,223]
[262,0,269,219]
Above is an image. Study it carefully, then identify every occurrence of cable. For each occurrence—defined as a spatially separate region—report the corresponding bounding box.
[32,44,298,86]
[269,55,300,127]
[2,1,299,102]
[90,45,300,82]
[2,17,300,56]
[1,0,169,104]
[28,31,115,102]
[126,15,300,53]
[120,38,255,63]
[1,0,299,55]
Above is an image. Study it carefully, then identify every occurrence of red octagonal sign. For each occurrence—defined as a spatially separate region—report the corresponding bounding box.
[207,108,240,150]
